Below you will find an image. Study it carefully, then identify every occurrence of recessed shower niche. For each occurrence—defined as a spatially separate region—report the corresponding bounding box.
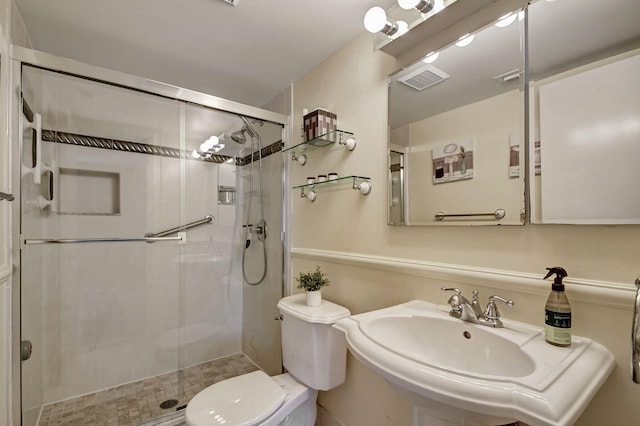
[57,167,121,215]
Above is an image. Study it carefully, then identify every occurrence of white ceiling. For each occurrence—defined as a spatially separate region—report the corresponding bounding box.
[15,0,395,108]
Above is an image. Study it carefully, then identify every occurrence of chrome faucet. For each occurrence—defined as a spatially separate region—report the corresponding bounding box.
[441,287,514,328]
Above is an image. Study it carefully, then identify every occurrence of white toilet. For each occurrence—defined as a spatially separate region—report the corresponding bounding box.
[185,294,351,426]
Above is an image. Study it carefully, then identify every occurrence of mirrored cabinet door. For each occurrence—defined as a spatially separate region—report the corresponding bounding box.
[388,8,525,226]
[528,0,640,224]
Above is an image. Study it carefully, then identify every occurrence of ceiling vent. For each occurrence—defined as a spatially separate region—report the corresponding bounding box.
[398,65,449,91]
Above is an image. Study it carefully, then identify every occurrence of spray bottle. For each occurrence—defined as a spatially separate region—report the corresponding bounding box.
[543,267,571,346]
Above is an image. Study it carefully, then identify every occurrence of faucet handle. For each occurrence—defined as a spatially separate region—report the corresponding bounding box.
[441,287,462,306]
[488,295,514,308]
[483,295,514,326]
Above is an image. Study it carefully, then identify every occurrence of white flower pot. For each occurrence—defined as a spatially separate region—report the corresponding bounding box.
[305,290,322,307]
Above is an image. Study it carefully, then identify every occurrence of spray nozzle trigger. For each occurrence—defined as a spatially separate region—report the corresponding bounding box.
[544,267,568,291]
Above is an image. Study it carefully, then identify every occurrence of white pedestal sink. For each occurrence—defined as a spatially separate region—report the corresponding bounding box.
[333,300,614,426]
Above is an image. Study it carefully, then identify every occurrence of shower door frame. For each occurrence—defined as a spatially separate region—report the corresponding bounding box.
[9,45,290,425]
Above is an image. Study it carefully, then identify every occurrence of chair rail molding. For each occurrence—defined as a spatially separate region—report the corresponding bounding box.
[290,248,634,309]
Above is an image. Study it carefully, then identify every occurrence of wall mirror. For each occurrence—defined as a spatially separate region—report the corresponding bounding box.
[388,8,525,226]
[528,0,640,224]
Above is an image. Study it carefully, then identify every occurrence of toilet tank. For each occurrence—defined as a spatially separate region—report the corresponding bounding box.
[277,294,351,391]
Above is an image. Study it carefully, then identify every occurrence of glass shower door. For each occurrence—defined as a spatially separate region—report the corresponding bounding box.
[19,65,187,425]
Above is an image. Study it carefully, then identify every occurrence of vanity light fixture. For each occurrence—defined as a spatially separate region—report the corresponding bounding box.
[455,33,475,47]
[397,0,435,14]
[364,6,400,36]
[365,1,447,38]
[194,134,227,158]
[393,20,409,39]
[422,51,439,64]
[200,135,219,152]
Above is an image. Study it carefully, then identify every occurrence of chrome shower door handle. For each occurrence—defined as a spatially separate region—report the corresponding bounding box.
[633,278,640,384]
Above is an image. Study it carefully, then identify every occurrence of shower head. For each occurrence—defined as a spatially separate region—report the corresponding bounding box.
[230,116,261,145]
[230,128,248,144]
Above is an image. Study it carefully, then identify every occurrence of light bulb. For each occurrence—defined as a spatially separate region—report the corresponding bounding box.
[391,20,409,39]
[364,7,388,33]
[422,51,439,64]
[191,150,201,159]
[495,12,517,28]
[306,190,317,202]
[455,34,475,47]
[201,135,219,152]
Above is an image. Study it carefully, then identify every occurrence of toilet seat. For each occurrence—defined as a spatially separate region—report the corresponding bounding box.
[185,370,286,426]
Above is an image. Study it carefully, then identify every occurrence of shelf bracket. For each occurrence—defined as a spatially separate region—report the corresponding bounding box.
[353,178,372,195]
[291,151,307,166]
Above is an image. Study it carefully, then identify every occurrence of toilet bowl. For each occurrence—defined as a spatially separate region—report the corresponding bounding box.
[185,294,350,426]
[185,371,317,426]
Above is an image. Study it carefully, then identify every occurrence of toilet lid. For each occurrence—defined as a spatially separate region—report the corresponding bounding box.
[185,370,286,426]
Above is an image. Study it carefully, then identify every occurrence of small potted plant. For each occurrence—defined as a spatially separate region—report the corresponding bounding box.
[296,266,330,306]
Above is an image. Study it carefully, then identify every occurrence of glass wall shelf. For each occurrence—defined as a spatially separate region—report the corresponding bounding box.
[295,175,372,201]
[283,130,354,153]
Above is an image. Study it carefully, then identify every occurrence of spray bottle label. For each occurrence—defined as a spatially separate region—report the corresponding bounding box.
[545,310,571,345]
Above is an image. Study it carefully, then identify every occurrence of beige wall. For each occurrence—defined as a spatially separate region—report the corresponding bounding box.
[291,31,640,425]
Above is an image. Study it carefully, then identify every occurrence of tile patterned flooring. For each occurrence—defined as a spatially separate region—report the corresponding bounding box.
[38,353,258,426]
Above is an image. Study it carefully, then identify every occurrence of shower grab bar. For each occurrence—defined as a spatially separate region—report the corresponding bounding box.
[0,192,14,201]
[145,214,215,238]
[632,278,640,383]
[24,236,182,245]
[435,209,505,221]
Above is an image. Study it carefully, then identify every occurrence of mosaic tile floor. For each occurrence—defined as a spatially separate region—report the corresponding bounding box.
[38,353,258,426]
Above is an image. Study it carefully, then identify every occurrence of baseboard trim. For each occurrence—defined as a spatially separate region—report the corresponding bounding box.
[291,248,635,309]
[316,404,345,426]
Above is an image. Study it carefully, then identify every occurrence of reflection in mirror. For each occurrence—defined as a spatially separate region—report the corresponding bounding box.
[529,0,640,224]
[389,150,405,225]
[388,9,525,225]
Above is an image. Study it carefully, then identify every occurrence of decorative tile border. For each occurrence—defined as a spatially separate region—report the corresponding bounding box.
[41,130,283,166]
